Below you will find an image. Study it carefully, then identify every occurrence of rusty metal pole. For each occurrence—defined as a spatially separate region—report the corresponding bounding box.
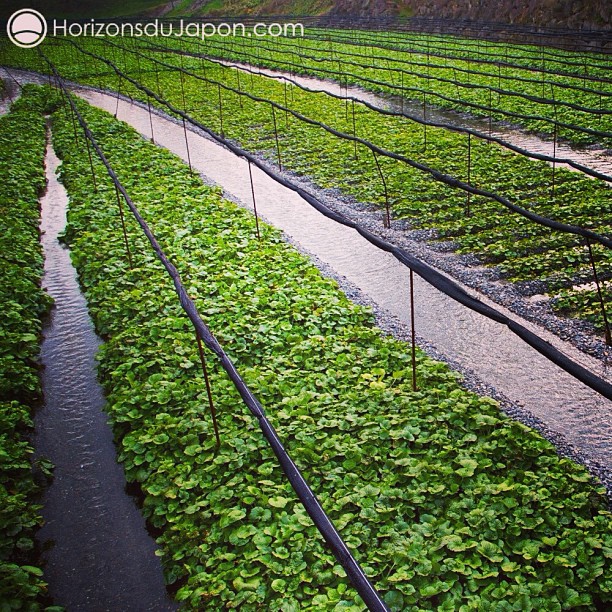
[372,150,391,229]
[284,79,289,127]
[182,117,192,173]
[410,269,418,391]
[217,83,224,138]
[488,88,492,141]
[84,133,98,193]
[271,104,283,171]
[178,70,193,172]
[466,132,472,217]
[352,99,358,161]
[195,330,221,448]
[344,74,349,122]
[586,239,612,346]
[114,184,133,269]
[551,87,558,199]
[153,55,161,98]
[147,96,155,143]
[421,89,428,151]
[114,73,121,118]
[236,68,243,109]
[552,122,557,198]
[248,160,261,242]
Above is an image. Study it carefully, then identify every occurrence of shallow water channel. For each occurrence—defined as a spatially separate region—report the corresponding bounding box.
[218,60,612,178]
[36,136,176,610]
[76,89,612,476]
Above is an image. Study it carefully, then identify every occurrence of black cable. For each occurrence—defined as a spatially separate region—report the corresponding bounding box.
[40,50,391,612]
[89,38,612,251]
[51,44,612,403]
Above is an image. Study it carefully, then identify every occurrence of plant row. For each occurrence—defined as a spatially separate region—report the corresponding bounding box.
[14,38,611,334]
[305,28,612,80]
[146,32,612,137]
[178,32,612,148]
[45,85,612,610]
[0,87,54,609]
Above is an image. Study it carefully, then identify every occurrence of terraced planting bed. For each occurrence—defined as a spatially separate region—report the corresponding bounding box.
[0,90,51,607]
[175,29,612,147]
[20,84,612,610]
[3,35,609,335]
[1,21,611,611]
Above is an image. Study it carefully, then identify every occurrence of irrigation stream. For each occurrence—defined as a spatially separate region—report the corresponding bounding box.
[219,60,612,177]
[73,88,612,476]
[1,61,608,610]
[36,134,176,610]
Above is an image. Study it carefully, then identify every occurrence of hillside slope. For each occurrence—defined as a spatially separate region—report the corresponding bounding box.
[390,0,610,30]
[168,0,610,30]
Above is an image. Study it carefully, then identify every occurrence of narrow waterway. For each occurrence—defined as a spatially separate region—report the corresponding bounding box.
[78,90,612,475]
[5,69,608,473]
[219,60,612,178]
[36,134,176,610]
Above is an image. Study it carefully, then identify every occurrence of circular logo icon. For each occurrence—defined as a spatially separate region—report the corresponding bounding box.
[7,9,47,48]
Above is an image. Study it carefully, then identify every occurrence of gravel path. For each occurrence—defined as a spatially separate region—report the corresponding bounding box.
[3,68,610,499]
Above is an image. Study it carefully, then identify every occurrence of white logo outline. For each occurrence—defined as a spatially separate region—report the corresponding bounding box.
[7,9,47,48]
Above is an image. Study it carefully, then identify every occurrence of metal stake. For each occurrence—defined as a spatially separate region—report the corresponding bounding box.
[552,122,557,198]
[248,160,261,241]
[114,184,133,269]
[217,83,224,138]
[195,330,221,448]
[271,104,283,171]
[182,117,192,173]
[586,239,612,346]
[114,73,122,118]
[466,132,472,216]
[84,134,98,193]
[422,92,427,151]
[236,69,243,109]
[410,269,418,391]
[153,57,161,98]
[488,88,492,141]
[372,150,391,229]
[147,96,155,143]
[351,99,358,160]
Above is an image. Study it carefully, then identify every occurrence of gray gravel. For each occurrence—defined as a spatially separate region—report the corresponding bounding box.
[210,145,612,500]
[7,72,609,498]
[214,146,612,501]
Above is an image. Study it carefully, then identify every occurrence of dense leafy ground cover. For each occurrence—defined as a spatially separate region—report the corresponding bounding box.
[4,36,608,333]
[307,29,611,78]
[35,84,612,609]
[181,30,612,148]
[0,90,52,608]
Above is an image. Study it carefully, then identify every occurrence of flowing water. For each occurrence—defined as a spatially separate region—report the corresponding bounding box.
[219,60,612,178]
[2,67,610,472]
[36,136,176,611]
[75,90,612,475]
